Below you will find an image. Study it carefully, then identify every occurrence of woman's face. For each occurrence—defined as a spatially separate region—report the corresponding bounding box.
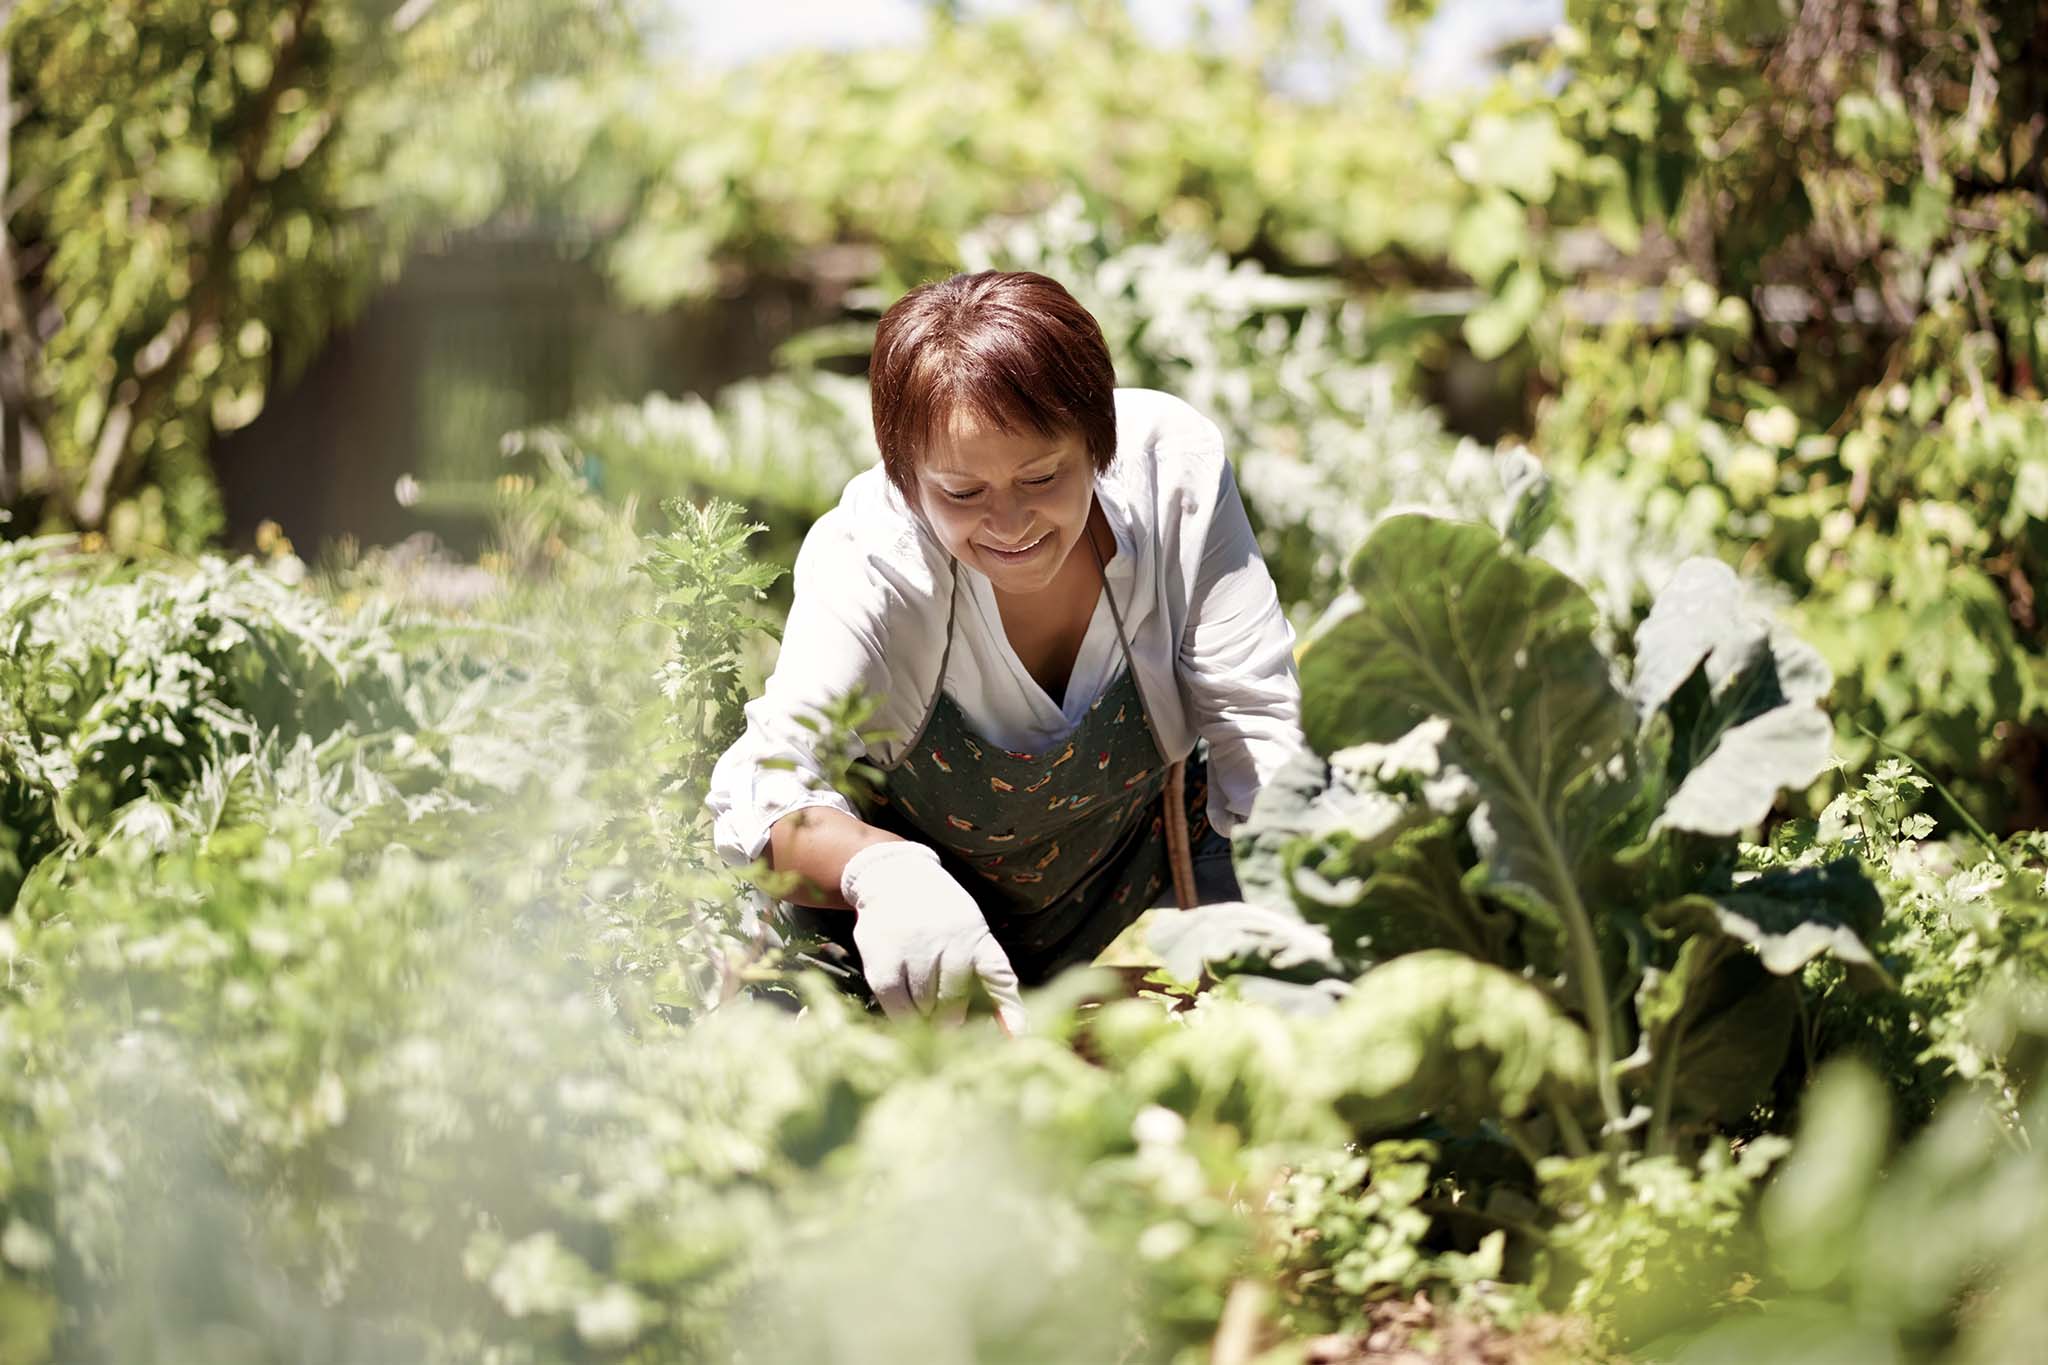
[915,410,1097,596]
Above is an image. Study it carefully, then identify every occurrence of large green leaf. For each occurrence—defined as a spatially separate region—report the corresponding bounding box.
[1233,725,1510,968]
[1315,950,1593,1137]
[1292,818,1514,964]
[1656,703,1834,837]
[1231,745,1424,913]
[1146,901,1340,988]
[1448,190,1526,287]
[1652,861,1889,989]
[1631,560,1835,837]
[1299,516,1639,944]
[1463,260,1547,360]
[1662,956,1799,1126]
[1758,1063,1893,1293]
[1629,857,1885,1136]
[1448,109,1574,204]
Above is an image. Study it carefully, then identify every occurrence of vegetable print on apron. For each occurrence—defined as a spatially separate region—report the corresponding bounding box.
[792,534,1211,987]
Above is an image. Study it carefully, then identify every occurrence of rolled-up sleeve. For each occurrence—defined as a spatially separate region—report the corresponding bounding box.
[1177,453,1306,836]
[707,509,904,867]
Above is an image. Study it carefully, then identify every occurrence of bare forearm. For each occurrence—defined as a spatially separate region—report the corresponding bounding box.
[767,806,904,910]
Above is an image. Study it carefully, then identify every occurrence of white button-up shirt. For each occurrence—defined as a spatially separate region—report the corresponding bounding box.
[707,387,1305,866]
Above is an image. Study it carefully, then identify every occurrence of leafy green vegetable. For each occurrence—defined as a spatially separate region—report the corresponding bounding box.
[1295,514,1643,1127]
[1147,900,1340,992]
[1631,559,1834,838]
[1202,512,1883,1167]
[1317,951,1594,1140]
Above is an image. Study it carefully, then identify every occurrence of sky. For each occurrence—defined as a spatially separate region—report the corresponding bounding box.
[659,0,1564,92]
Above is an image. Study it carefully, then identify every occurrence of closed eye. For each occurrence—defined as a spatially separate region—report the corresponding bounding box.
[942,473,1058,503]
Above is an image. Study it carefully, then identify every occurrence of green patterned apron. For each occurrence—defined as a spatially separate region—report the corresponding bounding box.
[790,532,1211,986]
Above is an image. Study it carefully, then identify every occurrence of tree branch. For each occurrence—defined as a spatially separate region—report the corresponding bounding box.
[70,0,323,529]
[0,12,57,518]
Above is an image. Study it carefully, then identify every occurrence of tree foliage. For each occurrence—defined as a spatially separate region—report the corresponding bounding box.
[1468,0,2048,824]
[337,0,2047,828]
[0,0,640,548]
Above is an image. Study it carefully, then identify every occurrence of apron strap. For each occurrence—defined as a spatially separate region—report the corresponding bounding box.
[1162,759,1196,909]
[895,560,963,761]
[1087,511,1198,910]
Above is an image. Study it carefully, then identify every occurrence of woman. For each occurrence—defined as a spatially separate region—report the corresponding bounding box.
[707,270,1303,1029]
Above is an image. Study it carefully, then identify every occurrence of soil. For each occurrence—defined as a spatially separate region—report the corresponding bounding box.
[1291,1294,1604,1365]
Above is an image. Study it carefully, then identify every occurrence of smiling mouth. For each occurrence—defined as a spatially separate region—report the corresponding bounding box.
[984,530,1052,561]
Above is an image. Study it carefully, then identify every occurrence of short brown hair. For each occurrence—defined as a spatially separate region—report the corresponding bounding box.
[869,271,1118,499]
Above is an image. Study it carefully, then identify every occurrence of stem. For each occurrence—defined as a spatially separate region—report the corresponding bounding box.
[1645,937,1730,1157]
[0,21,57,507]
[1369,572,1629,1134]
[1547,1087,1593,1159]
[1208,1280,1267,1365]
[1645,1036,1683,1157]
[1490,751,1625,1135]
[1498,1117,1547,1170]
[1390,642,1626,1130]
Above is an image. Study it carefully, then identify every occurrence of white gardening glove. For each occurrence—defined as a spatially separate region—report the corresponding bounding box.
[841,841,1028,1034]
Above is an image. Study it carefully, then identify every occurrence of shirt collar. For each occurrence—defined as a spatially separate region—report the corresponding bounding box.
[1092,466,1138,577]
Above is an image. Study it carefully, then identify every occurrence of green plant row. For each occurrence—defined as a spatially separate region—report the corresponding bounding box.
[6,473,2048,1360]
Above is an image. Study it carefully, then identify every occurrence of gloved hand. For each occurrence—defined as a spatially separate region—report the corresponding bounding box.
[840,840,1028,1034]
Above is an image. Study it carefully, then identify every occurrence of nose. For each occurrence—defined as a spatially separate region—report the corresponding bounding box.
[984,494,1032,543]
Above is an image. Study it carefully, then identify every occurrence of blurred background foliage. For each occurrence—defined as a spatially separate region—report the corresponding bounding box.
[0,0,643,545]
[5,2,2048,1360]
[6,0,2043,827]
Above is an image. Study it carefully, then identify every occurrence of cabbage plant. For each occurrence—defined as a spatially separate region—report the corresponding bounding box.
[1162,500,1887,1162]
